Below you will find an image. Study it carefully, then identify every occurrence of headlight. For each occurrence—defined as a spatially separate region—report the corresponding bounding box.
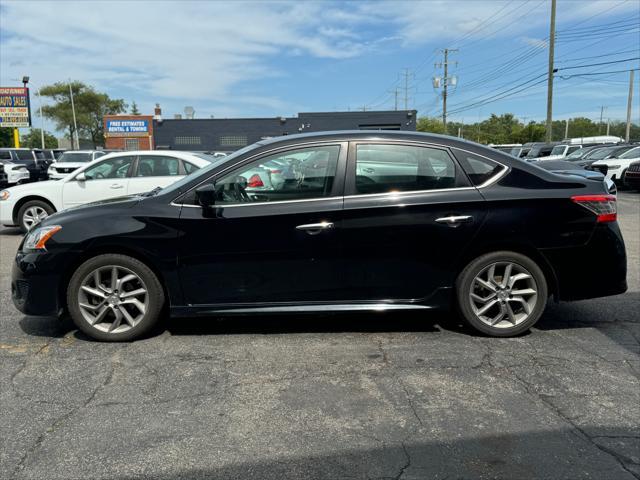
[23,225,62,251]
[48,166,55,172]
[0,190,9,201]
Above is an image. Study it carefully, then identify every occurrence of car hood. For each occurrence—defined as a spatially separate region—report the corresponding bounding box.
[2,179,60,194]
[50,162,86,168]
[40,195,142,227]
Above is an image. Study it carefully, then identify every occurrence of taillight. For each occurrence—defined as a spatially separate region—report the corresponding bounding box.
[247,174,264,188]
[269,169,282,174]
[571,194,617,223]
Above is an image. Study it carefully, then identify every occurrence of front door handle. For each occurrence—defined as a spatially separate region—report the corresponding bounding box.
[296,221,334,235]
[110,184,124,189]
[435,215,473,226]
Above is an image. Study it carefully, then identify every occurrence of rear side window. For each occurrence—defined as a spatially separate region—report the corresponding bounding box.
[455,151,505,186]
[355,144,456,194]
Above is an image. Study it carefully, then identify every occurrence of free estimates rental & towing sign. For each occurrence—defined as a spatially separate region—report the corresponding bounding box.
[105,119,149,136]
[0,87,31,127]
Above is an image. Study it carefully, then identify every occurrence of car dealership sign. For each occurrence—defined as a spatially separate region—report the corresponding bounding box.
[106,119,150,136]
[0,87,31,128]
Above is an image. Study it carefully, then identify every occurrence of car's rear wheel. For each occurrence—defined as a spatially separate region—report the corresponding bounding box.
[17,200,55,233]
[67,254,165,341]
[456,251,548,337]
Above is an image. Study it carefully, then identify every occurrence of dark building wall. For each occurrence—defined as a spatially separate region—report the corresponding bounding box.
[153,110,417,152]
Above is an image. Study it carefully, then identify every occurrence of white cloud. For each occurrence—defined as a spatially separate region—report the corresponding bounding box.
[1,0,637,124]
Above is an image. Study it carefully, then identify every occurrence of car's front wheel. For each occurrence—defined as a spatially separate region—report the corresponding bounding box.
[456,251,548,337]
[67,254,165,341]
[17,200,55,233]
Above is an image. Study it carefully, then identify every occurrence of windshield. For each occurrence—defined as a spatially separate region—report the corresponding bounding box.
[585,147,616,160]
[158,144,262,198]
[620,147,640,159]
[550,145,566,155]
[566,148,587,159]
[58,152,94,163]
[15,150,34,161]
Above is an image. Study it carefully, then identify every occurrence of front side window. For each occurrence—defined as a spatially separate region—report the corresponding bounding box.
[355,144,456,194]
[213,145,340,204]
[0,151,12,160]
[83,156,134,180]
[135,156,180,177]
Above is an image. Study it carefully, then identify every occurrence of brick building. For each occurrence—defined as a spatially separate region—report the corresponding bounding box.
[104,114,154,150]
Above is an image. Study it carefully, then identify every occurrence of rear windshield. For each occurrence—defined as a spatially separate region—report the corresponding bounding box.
[550,145,566,155]
[58,152,94,163]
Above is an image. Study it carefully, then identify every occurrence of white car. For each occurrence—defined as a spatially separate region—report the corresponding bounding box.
[0,160,30,186]
[47,150,117,180]
[536,144,584,161]
[1,151,215,232]
[591,146,640,185]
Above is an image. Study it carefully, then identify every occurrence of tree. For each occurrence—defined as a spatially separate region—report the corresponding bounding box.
[130,101,140,115]
[40,81,127,148]
[416,117,445,134]
[0,128,13,148]
[20,129,58,148]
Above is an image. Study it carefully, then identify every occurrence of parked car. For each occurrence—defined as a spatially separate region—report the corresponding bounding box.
[0,151,216,232]
[0,151,31,187]
[535,144,584,161]
[591,146,640,185]
[570,145,634,168]
[532,159,616,194]
[35,148,67,161]
[8,131,626,342]
[623,161,640,190]
[47,150,119,180]
[0,148,49,182]
[523,142,559,160]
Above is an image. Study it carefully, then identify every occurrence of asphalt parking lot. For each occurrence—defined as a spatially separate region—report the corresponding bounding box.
[0,192,638,480]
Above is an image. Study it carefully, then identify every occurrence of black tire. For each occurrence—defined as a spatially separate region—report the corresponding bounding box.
[456,251,548,337]
[17,200,55,233]
[67,254,165,341]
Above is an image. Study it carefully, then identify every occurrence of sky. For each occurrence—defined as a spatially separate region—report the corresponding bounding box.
[1,0,639,135]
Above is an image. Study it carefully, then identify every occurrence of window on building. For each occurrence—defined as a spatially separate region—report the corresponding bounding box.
[125,138,139,151]
[220,135,248,147]
[355,144,456,194]
[175,136,202,145]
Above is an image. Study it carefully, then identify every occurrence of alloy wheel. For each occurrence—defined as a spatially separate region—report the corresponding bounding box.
[469,261,538,329]
[77,265,149,334]
[23,206,48,230]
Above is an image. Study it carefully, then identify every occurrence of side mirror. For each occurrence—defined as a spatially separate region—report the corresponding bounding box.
[76,172,86,182]
[195,183,216,207]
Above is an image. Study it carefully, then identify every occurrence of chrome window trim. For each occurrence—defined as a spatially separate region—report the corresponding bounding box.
[172,195,343,209]
[170,140,510,208]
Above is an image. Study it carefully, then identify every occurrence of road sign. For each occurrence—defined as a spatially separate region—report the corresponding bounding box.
[0,87,31,128]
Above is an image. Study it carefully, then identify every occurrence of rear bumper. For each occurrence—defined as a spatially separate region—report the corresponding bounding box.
[541,222,627,301]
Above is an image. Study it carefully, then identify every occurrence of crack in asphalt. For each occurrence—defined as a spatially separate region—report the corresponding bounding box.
[507,368,640,479]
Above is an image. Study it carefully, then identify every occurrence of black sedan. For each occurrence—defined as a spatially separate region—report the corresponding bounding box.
[11,131,627,341]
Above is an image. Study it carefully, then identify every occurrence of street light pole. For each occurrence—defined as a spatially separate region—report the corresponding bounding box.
[69,81,79,150]
[545,0,557,143]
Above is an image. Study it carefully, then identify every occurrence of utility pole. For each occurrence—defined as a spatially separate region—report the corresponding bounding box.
[433,49,458,134]
[625,70,634,142]
[606,118,610,136]
[400,69,413,110]
[69,81,79,150]
[545,0,556,143]
[564,119,569,139]
[389,88,399,110]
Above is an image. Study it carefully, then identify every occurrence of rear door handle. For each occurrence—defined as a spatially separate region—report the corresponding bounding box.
[435,215,473,226]
[296,222,334,235]
[110,184,124,189]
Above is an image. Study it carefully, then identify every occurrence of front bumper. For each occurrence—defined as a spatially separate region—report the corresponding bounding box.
[542,222,627,301]
[11,249,72,316]
[624,170,640,189]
